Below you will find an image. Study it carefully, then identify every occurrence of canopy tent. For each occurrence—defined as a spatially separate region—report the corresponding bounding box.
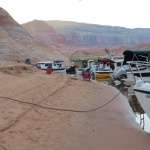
[123,50,150,65]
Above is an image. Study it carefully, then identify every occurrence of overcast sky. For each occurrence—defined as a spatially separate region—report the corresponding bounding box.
[1,0,150,28]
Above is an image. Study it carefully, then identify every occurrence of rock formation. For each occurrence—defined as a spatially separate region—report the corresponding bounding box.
[0,7,70,64]
[22,20,74,46]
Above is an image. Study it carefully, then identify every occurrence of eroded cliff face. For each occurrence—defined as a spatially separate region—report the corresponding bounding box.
[46,21,150,47]
[22,20,150,48]
[22,20,55,33]
[0,7,70,64]
[20,20,150,57]
[22,20,74,45]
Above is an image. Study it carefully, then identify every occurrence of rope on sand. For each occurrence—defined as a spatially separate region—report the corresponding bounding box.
[0,91,121,113]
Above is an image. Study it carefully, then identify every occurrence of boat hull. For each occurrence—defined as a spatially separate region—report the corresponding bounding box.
[53,68,66,74]
[75,68,85,76]
[95,71,113,81]
[134,83,150,118]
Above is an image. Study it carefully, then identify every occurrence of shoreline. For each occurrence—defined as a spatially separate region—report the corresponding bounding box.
[0,63,150,150]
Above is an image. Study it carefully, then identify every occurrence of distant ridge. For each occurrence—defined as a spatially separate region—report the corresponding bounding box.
[46,20,150,46]
[23,20,150,47]
[21,20,150,57]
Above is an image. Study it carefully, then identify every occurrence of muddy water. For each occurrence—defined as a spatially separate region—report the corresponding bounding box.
[114,83,150,133]
[135,113,150,133]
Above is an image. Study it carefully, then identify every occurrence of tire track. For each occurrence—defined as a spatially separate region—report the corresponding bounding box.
[0,74,70,132]
[0,72,62,99]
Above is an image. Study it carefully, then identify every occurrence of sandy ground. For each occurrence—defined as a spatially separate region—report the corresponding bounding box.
[0,61,150,150]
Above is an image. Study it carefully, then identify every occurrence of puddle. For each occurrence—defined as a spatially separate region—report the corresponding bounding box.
[96,80,150,133]
[114,84,150,133]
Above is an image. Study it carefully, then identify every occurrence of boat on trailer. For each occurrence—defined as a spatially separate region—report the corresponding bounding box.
[109,50,150,87]
[91,57,123,81]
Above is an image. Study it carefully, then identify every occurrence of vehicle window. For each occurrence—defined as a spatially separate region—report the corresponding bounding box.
[38,63,44,65]
[45,63,52,67]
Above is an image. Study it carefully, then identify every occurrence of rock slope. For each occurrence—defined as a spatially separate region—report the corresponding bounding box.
[0,7,70,64]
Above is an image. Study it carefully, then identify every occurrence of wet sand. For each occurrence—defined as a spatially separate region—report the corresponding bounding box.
[0,61,150,150]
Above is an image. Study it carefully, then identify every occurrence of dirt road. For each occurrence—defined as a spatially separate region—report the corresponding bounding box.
[0,62,150,150]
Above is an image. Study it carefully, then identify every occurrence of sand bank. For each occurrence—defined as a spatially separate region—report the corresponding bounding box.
[0,62,149,150]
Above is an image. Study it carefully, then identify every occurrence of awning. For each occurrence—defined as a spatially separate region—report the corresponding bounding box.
[98,58,114,63]
[123,50,150,65]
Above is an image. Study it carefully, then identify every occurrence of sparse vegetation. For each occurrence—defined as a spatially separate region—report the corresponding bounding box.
[69,54,107,61]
